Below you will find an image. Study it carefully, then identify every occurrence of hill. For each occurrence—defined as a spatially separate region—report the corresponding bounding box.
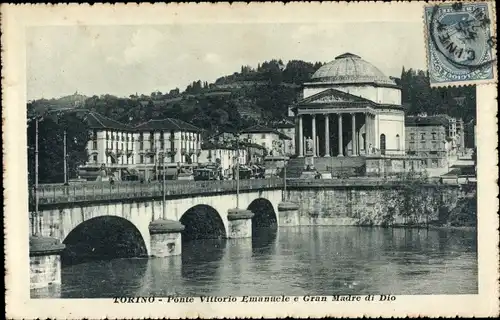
[26,60,477,185]
[28,60,477,135]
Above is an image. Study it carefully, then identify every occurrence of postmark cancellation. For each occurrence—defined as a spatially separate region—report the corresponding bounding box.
[424,1,497,87]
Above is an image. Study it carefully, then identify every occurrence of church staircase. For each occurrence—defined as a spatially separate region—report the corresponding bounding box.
[285,156,367,178]
[285,157,306,178]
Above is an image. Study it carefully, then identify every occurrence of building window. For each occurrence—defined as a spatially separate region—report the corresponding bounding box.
[420,133,425,141]
[92,140,97,150]
[410,133,415,140]
[140,155,144,164]
[93,155,97,163]
[431,132,437,140]
[396,134,400,150]
[380,134,386,155]
[261,133,266,138]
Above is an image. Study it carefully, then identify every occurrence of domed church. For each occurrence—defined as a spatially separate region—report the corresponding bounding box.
[291,53,405,158]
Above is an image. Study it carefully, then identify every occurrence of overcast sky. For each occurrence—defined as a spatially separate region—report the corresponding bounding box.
[27,22,426,100]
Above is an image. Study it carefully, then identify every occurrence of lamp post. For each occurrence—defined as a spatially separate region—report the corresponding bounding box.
[282,140,287,202]
[236,132,240,209]
[63,129,68,185]
[162,153,166,219]
[34,117,40,235]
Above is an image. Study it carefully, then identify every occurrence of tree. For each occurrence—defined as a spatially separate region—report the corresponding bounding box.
[27,110,90,184]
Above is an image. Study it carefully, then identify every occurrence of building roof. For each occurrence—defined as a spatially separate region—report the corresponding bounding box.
[310,53,396,86]
[405,115,451,127]
[134,118,202,132]
[85,111,131,131]
[241,125,292,140]
[274,119,295,128]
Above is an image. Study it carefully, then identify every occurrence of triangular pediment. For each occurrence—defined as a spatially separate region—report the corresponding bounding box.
[297,88,373,105]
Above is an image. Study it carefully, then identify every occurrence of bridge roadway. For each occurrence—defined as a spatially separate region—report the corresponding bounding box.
[35,177,422,205]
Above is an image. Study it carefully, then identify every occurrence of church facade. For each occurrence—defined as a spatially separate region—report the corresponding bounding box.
[291,53,405,158]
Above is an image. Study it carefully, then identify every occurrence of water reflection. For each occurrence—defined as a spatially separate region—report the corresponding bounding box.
[60,258,149,298]
[34,226,477,298]
[252,227,277,256]
[181,239,227,281]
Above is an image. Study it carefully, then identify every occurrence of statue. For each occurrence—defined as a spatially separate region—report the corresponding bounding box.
[306,137,314,153]
[272,140,283,156]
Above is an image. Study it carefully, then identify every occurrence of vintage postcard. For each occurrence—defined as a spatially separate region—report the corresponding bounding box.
[3,2,499,319]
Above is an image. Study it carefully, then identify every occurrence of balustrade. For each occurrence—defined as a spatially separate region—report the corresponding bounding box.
[37,178,284,204]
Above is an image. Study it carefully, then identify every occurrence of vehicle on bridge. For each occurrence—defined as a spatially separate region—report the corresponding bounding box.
[251,165,265,179]
[121,168,141,182]
[238,165,253,180]
[153,164,192,181]
[194,163,223,181]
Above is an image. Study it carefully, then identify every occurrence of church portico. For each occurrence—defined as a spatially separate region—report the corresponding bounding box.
[297,109,377,158]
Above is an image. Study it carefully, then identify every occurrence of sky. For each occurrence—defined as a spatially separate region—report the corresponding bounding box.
[27,22,427,100]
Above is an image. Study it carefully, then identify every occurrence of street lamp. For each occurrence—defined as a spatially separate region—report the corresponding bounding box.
[30,108,88,234]
[161,153,166,219]
[33,117,40,235]
[235,132,240,209]
[63,129,68,185]
[282,140,287,202]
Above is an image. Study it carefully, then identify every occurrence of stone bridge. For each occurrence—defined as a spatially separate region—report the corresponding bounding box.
[30,178,461,290]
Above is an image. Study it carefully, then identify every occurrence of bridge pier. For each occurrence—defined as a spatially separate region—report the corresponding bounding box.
[29,235,65,290]
[227,209,254,238]
[278,202,300,226]
[148,220,185,257]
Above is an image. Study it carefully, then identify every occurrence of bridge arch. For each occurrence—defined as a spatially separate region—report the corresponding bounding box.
[61,215,148,265]
[180,205,227,241]
[247,198,277,235]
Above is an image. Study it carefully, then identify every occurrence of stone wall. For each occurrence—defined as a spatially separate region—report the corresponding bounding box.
[30,254,61,289]
[286,184,461,226]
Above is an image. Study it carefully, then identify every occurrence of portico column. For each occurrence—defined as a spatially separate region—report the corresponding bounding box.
[298,115,304,157]
[338,114,343,157]
[351,113,357,156]
[324,114,330,157]
[311,114,317,157]
[364,113,369,154]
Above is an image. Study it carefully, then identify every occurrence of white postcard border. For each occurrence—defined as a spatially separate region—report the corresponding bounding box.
[3,2,499,318]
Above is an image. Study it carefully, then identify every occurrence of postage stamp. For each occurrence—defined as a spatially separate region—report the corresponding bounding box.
[2,2,499,319]
[424,1,497,87]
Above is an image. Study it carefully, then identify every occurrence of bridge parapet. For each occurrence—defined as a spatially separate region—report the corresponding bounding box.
[34,177,454,206]
[36,178,284,205]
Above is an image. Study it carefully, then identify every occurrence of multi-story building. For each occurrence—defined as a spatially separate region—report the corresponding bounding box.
[405,114,453,168]
[205,131,267,165]
[240,124,292,156]
[198,141,248,179]
[464,118,476,149]
[81,112,202,181]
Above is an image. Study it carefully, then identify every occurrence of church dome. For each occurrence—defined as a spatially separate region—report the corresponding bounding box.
[311,53,396,86]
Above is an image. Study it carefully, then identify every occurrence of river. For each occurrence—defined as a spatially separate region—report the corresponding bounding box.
[32,226,477,298]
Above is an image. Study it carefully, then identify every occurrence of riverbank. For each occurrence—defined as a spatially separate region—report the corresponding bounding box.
[428,225,476,232]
